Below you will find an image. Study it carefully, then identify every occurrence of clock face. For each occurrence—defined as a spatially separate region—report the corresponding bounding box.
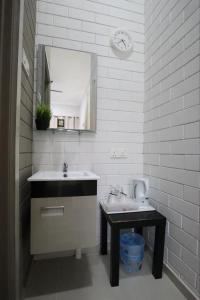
[111,29,133,53]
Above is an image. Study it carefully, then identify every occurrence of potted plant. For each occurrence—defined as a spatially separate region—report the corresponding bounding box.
[35,103,52,130]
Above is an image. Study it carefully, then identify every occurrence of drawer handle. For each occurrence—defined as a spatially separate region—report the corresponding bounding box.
[40,206,64,217]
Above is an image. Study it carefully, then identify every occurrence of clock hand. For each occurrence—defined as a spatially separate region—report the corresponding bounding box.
[117,39,126,46]
[122,39,126,47]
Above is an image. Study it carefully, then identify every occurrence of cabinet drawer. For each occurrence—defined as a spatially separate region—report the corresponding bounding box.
[31,196,97,254]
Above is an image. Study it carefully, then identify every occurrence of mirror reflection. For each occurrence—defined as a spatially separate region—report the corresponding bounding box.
[37,46,97,131]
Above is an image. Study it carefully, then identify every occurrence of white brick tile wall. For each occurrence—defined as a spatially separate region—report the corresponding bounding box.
[166,236,181,258]
[168,195,199,222]
[168,250,197,288]
[184,185,200,205]
[169,223,198,255]
[34,1,199,297]
[145,0,200,297]
[182,247,200,274]
[182,216,200,239]
[34,0,145,242]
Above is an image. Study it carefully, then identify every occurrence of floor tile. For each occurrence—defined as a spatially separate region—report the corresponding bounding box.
[25,252,186,300]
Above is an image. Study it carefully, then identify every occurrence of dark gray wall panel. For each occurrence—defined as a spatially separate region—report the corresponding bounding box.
[19,0,36,286]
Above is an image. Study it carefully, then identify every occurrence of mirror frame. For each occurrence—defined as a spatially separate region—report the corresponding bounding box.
[37,45,97,133]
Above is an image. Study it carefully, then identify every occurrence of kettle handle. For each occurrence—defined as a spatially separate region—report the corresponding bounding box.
[133,179,147,198]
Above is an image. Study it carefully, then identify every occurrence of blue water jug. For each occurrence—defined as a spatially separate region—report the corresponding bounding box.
[120,232,145,273]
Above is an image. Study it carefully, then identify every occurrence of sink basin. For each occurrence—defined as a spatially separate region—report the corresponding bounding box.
[28,171,100,181]
[66,171,92,178]
[101,198,155,214]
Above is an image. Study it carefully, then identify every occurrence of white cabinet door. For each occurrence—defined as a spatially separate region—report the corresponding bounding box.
[31,196,97,254]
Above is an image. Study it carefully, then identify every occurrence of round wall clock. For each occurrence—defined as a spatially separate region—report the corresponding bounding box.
[111,29,133,53]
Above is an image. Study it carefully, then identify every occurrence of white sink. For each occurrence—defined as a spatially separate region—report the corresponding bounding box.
[28,171,100,181]
[101,198,156,214]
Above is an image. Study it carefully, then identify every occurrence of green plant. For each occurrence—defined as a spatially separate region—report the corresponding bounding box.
[36,103,52,121]
[35,103,52,130]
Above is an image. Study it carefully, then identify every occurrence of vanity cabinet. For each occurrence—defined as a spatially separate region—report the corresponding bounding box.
[31,196,97,254]
[29,174,99,255]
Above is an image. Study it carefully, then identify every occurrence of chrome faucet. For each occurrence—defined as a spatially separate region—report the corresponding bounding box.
[63,162,68,177]
[108,186,127,201]
[120,187,127,197]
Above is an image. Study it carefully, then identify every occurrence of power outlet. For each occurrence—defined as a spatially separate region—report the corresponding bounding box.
[110,149,118,158]
[110,148,128,159]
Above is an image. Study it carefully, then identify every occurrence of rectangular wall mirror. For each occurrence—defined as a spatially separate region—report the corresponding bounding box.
[37,45,97,132]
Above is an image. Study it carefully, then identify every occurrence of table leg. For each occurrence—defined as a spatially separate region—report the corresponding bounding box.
[110,226,120,287]
[152,222,166,279]
[100,208,107,255]
[135,227,143,236]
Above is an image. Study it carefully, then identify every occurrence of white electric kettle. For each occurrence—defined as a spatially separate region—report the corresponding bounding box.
[132,177,149,200]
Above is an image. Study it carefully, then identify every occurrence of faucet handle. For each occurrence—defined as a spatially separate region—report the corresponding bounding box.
[109,185,115,194]
[120,187,127,197]
[63,162,68,172]
[116,185,121,195]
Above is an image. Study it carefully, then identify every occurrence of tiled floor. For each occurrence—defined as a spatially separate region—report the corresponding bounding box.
[25,252,186,300]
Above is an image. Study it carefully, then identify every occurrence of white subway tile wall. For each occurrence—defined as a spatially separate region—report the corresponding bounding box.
[34,0,145,232]
[34,0,200,297]
[144,0,200,298]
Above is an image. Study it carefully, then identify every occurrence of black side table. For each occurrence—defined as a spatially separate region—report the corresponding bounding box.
[100,204,166,287]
